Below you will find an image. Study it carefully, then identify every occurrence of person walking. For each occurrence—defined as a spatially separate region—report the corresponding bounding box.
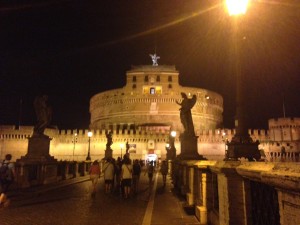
[103,157,114,194]
[132,159,141,194]
[121,155,132,198]
[89,160,100,196]
[160,160,168,186]
[114,157,122,194]
[0,154,15,207]
[145,161,155,186]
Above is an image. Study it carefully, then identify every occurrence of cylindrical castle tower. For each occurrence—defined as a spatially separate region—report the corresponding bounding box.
[89,65,223,133]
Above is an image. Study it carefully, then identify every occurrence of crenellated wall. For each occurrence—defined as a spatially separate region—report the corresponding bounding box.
[1,120,299,162]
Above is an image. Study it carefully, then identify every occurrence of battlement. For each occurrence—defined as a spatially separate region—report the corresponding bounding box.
[0,125,271,143]
[0,121,298,163]
[269,117,300,128]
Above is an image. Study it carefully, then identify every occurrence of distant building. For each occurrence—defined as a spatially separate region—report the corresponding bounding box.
[261,117,300,161]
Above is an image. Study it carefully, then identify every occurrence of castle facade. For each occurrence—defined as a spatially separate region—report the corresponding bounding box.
[0,63,299,162]
[89,65,223,132]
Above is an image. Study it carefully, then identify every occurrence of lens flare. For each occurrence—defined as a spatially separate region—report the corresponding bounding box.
[226,0,249,15]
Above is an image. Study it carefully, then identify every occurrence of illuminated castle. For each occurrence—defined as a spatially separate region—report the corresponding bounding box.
[89,64,223,133]
[0,58,299,162]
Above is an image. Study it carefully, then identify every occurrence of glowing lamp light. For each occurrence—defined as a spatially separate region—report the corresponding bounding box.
[226,0,248,16]
[171,131,177,138]
[88,131,93,138]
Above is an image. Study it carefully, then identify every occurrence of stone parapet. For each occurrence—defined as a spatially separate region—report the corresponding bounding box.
[173,160,300,225]
[236,162,300,191]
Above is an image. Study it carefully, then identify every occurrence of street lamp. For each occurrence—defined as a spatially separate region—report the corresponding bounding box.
[166,143,170,160]
[72,133,77,161]
[169,131,177,160]
[226,0,248,16]
[86,131,93,161]
[225,0,260,161]
[171,130,177,139]
[222,131,228,153]
[120,143,124,159]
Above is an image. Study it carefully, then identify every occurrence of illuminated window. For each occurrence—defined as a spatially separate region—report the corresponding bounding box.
[150,87,155,94]
[156,86,162,94]
[143,86,149,94]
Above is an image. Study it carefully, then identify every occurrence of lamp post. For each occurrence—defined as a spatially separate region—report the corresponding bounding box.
[225,0,260,161]
[222,131,228,153]
[166,143,170,160]
[169,131,177,160]
[72,133,77,161]
[86,131,93,161]
[166,143,170,149]
[120,143,124,159]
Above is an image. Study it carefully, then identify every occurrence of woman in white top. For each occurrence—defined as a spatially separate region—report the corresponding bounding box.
[121,155,132,198]
[103,158,115,194]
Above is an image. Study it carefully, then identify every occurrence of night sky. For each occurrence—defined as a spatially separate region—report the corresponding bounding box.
[1,0,300,130]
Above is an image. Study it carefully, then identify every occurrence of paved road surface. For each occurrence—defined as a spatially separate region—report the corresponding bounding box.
[0,169,200,225]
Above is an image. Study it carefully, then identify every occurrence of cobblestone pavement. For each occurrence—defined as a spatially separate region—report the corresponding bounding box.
[0,170,200,225]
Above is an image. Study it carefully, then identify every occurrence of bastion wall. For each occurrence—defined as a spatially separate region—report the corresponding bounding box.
[1,123,298,162]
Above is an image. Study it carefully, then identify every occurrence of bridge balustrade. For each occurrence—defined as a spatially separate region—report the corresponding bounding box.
[12,160,90,189]
[171,160,300,225]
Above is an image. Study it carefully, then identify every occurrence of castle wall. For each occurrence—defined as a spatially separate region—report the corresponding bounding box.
[2,123,299,162]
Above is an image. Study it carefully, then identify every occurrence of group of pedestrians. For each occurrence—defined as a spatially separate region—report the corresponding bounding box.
[88,155,143,198]
[88,156,168,199]
[0,153,168,207]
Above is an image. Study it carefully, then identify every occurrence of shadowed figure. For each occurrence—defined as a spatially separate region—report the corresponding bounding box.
[33,95,52,137]
[126,141,130,154]
[176,92,196,136]
[106,131,113,150]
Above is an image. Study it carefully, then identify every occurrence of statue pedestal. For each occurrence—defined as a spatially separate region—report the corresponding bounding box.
[20,135,56,162]
[105,148,113,159]
[177,134,205,160]
[16,135,57,187]
[226,140,260,161]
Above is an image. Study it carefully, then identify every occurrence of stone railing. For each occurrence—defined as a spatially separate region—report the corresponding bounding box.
[171,160,300,225]
[13,160,93,189]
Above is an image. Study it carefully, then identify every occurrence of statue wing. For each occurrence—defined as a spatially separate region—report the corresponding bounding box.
[189,95,197,108]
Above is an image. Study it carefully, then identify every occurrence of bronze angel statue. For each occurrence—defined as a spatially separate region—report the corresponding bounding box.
[176,92,196,136]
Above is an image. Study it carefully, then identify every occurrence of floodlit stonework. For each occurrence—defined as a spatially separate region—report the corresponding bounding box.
[89,65,223,132]
[0,65,299,163]
[0,117,299,162]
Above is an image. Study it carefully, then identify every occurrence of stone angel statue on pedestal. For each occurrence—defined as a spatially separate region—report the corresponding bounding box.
[176,92,196,136]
